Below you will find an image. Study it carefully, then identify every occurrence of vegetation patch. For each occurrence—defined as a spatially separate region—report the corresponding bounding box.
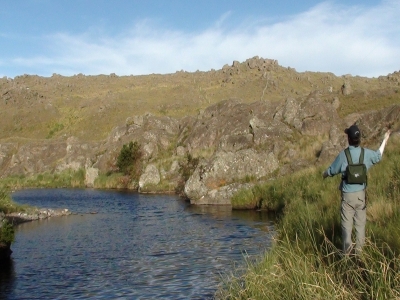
[46,122,64,139]
[117,141,142,180]
[0,169,86,190]
[0,219,14,246]
[219,137,400,299]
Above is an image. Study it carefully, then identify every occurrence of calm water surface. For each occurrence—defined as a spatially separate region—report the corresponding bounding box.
[0,189,274,299]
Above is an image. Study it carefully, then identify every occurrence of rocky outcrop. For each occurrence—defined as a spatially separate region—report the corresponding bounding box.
[277,92,340,136]
[185,149,279,205]
[94,113,180,172]
[0,94,399,206]
[85,167,99,188]
[139,164,161,192]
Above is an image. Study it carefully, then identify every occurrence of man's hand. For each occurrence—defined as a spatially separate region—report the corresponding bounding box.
[384,129,391,141]
[322,170,329,179]
[379,129,391,156]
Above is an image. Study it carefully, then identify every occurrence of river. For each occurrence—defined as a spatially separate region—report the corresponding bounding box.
[0,188,274,299]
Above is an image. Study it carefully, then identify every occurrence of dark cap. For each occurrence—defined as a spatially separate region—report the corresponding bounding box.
[345,125,361,141]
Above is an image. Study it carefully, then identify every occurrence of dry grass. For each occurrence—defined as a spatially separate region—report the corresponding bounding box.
[367,197,397,223]
[1,61,399,142]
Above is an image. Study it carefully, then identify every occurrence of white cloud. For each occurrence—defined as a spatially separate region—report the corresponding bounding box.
[7,0,400,77]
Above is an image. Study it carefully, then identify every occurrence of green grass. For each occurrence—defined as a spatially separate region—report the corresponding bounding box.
[93,173,137,189]
[217,231,400,300]
[0,188,27,214]
[219,137,400,299]
[0,169,86,190]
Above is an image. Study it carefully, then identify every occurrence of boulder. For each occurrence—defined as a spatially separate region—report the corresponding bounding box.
[278,94,340,136]
[190,183,254,205]
[139,164,161,191]
[184,149,279,205]
[341,81,352,95]
[176,146,186,157]
[85,167,99,188]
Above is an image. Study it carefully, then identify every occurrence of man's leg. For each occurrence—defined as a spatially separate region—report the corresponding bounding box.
[341,192,356,254]
[353,190,367,253]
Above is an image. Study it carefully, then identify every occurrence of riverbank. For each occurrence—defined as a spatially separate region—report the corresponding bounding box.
[216,135,400,299]
[2,189,271,299]
[0,189,72,260]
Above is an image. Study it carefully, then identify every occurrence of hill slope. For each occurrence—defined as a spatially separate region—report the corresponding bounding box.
[1,57,399,142]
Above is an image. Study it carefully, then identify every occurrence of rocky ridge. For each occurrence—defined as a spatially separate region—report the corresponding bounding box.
[0,95,398,206]
[1,57,400,205]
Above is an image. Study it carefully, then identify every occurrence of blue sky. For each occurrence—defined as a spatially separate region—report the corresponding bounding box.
[1,0,399,78]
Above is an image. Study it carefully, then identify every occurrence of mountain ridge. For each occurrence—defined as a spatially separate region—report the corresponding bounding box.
[1,56,399,142]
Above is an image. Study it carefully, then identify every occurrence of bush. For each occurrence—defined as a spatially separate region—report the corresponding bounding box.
[0,220,14,245]
[116,141,142,178]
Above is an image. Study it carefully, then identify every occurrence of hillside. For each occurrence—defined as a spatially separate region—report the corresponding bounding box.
[1,56,399,142]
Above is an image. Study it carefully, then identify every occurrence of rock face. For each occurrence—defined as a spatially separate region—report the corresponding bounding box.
[139,164,161,192]
[85,167,99,188]
[0,94,399,206]
[185,149,279,205]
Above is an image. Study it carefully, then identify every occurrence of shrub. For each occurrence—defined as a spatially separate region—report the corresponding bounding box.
[116,141,142,178]
[0,220,14,245]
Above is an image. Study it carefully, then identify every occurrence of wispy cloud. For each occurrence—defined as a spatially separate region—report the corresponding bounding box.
[5,0,400,78]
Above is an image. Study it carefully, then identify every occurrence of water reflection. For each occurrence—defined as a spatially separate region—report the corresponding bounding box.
[4,189,275,299]
[0,259,15,297]
[186,205,276,232]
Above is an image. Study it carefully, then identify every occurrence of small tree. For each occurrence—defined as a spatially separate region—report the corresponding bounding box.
[116,141,142,178]
[0,220,14,246]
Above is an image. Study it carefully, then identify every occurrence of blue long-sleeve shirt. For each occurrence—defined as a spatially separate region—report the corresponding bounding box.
[326,146,382,192]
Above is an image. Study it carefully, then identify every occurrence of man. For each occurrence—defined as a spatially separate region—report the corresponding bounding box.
[322,125,391,254]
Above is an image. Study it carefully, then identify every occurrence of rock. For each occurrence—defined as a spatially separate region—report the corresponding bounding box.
[184,149,279,205]
[190,183,254,205]
[278,94,340,136]
[331,97,340,110]
[169,160,180,174]
[218,134,253,151]
[282,97,302,129]
[176,146,186,157]
[126,115,144,127]
[341,81,352,95]
[142,142,158,160]
[85,167,99,187]
[139,164,161,191]
[5,208,71,225]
